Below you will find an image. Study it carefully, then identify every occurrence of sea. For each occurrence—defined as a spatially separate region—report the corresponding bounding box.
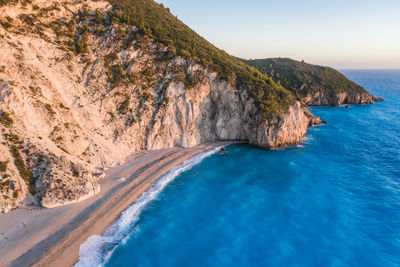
[76,70,400,267]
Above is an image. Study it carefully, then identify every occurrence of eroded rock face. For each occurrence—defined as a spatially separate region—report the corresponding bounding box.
[302,91,379,106]
[304,109,326,126]
[142,71,243,150]
[148,73,316,151]
[248,102,310,149]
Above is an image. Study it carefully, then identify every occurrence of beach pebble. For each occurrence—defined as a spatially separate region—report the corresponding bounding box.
[114,177,126,182]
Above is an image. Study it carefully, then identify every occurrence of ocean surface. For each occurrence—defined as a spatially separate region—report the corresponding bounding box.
[77,70,400,267]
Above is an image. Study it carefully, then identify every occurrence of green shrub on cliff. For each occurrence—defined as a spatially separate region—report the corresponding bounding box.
[10,145,31,182]
[0,111,13,127]
[118,97,130,114]
[73,25,89,54]
[44,103,56,115]
[0,0,17,7]
[0,161,8,172]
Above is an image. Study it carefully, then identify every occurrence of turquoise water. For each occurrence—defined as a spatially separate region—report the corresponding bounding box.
[83,70,400,266]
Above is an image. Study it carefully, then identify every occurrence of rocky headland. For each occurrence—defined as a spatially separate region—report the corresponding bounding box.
[245,57,383,107]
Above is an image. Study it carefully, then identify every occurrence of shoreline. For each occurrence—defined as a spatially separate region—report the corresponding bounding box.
[1,142,239,267]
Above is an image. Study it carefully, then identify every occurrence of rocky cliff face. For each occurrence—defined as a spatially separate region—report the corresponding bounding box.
[0,0,320,213]
[247,102,310,149]
[301,91,381,106]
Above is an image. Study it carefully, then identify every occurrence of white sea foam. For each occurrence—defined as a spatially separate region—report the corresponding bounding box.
[74,146,222,267]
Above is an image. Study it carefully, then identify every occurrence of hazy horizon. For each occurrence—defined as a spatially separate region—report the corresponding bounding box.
[157,0,400,69]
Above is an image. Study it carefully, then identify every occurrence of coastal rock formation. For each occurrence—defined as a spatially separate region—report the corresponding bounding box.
[0,0,364,213]
[304,109,326,126]
[248,102,310,149]
[301,91,379,106]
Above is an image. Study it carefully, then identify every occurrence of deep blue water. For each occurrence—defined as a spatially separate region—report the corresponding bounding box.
[103,70,400,266]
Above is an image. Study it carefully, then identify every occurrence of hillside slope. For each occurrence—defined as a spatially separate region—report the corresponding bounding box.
[245,58,382,106]
[0,1,325,213]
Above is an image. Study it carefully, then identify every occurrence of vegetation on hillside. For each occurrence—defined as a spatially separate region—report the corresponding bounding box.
[0,111,13,127]
[244,58,366,98]
[0,0,30,7]
[106,0,294,121]
[0,0,15,6]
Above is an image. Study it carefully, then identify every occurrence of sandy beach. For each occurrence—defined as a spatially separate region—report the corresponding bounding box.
[0,142,235,267]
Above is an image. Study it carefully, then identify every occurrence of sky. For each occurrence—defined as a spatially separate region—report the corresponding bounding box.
[157,0,400,69]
